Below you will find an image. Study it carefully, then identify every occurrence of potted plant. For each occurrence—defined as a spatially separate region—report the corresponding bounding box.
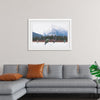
[89,61,100,83]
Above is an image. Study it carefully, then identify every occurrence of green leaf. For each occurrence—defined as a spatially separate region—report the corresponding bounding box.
[96,74,100,77]
[89,63,100,77]
[90,68,96,72]
[90,65,98,69]
[91,71,100,75]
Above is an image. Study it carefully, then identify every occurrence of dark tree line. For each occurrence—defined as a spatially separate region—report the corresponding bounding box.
[33,35,68,42]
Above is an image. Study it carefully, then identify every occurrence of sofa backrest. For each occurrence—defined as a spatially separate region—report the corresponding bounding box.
[18,64,63,78]
[18,64,50,78]
[63,65,92,79]
[18,64,28,77]
[3,64,18,74]
[3,64,91,79]
[43,65,62,79]
[3,64,63,79]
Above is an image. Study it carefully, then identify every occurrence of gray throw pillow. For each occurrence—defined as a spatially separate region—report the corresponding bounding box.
[44,65,62,79]
[3,64,18,74]
[63,65,78,79]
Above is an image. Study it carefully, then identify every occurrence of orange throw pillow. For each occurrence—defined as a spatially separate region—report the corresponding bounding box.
[0,73,23,81]
[27,64,44,79]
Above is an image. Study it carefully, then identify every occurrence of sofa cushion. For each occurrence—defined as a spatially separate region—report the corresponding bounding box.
[18,64,28,78]
[26,79,96,88]
[63,65,92,79]
[0,78,30,94]
[63,65,78,78]
[3,65,18,74]
[44,65,62,79]
[27,88,96,94]
[0,88,26,100]
[18,64,48,78]
[78,65,92,79]
[43,65,48,78]
[0,73,23,81]
[26,64,44,78]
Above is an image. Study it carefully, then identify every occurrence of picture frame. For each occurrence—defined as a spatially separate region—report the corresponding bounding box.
[28,19,72,50]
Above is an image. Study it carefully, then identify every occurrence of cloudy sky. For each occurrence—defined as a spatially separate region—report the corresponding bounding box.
[31,20,70,35]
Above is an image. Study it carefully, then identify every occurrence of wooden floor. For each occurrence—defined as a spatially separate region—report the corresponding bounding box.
[19,94,99,100]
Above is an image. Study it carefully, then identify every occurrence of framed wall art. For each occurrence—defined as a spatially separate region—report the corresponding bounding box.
[28,19,72,50]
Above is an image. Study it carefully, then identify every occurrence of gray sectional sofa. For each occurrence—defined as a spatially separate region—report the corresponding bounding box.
[0,64,98,100]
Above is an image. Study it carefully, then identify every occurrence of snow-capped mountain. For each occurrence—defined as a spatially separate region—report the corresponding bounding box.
[43,26,68,36]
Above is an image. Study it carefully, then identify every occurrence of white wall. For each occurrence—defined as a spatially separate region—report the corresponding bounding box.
[0,0,100,74]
